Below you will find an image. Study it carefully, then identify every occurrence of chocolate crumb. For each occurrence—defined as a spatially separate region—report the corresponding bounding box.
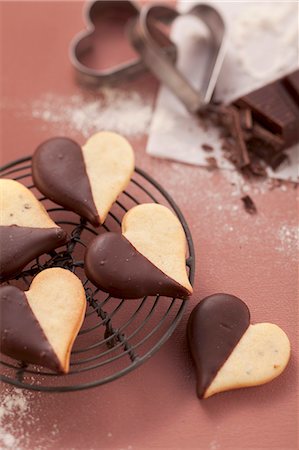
[205,157,218,170]
[244,158,267,178]
[241,195,257,214]
[201,143,214,152]
[269,179,282,190]
[269,152,289,171]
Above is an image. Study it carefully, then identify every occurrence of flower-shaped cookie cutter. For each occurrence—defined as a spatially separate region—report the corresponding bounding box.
[128,3,226,113]
[69,0,177,85]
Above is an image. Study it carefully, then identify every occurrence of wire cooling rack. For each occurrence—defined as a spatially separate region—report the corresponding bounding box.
[0,156,195,392]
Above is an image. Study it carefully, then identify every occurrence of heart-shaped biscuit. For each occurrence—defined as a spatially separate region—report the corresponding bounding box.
[0,179,67,281]
[0,268,86,373]
[187,294,291,398]
[84,203,193,299]
[32,131,135,227]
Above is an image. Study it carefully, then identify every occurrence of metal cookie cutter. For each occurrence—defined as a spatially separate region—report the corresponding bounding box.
[128,4,226,113]
[69,0,177,86]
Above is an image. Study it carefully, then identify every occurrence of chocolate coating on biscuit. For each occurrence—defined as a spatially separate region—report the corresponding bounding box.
[187,294,250,398]
[0,225,67,281]
[0,285,62,372]
[84,233,190,299]
[32,137,100,226]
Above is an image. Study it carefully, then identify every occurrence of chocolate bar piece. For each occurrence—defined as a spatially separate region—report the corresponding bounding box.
[202,70,299,174]
[283,71,299,106]
[235,71,299,148]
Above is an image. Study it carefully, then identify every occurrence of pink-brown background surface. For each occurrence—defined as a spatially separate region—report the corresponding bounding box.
[0,1,298,449]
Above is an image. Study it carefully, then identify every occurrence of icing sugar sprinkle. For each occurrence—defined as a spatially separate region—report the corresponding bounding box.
[0,387,58,450]
[0,387,31,449]
[276,225,299,256]
[30,88,153,138]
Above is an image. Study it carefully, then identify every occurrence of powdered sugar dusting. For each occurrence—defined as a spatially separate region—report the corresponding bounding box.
[0,386,58,450]
[151,159,297,261]
[0,387,32,449]
[30,88,153,137]
[276,225,299,256]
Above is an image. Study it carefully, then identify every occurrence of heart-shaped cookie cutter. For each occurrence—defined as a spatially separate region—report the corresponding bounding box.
[69,0,177,85]
[128,4,226,113]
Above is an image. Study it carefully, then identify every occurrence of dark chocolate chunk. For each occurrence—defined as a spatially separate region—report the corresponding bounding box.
[0,285,62,372]
[236,79,299,146]
[0,225,67,281]
[248,123,284,152]
[201,71,299,176]
[283,70,299,106]
[32,137,100,226]
[245,137,288,170]
[241,195,257,215]
[187,294,250,398]
[84,233,190,299]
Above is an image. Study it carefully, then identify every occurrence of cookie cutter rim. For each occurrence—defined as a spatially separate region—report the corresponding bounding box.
[128,3,227,113]
[0,156,195,393]
[69,0,177,85]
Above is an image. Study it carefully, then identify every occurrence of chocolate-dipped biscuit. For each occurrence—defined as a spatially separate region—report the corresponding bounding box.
[32,137,99,226]
[32,131,135,226]
[187,294,291,398]
[0,179,67,281]
[84,203,192,299]
[0,268,86,373]
[0,285,62,372]
[85,233,190,299]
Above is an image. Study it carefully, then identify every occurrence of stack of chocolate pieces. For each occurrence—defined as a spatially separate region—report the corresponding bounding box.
[206,69,299,175]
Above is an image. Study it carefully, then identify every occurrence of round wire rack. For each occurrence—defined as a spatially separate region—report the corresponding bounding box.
[0,156,195,392]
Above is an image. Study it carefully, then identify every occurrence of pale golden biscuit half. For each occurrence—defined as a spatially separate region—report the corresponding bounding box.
[0,179,67,281]
[122,203,193,294]
[0,179,59,228]
[204,323,291,398]
[26,268,86,373]
[82,131,135,223]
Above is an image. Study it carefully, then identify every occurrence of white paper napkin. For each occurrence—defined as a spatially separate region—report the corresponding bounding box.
[147,1,299,182]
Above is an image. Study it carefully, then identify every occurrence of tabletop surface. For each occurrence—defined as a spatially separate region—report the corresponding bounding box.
[0,2,298,449]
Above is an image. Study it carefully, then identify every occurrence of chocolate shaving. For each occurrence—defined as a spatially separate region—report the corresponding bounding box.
[241,195,257,215]
[239,108,253,130]
[228,106,251,168]
[202,104,251,169]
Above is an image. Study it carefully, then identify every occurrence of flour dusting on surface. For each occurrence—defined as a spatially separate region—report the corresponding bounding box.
[29,88,153,138]
[152,160,298,261]
[0,386,58,450]
[276,225,299,256]
[0,387,31,449]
